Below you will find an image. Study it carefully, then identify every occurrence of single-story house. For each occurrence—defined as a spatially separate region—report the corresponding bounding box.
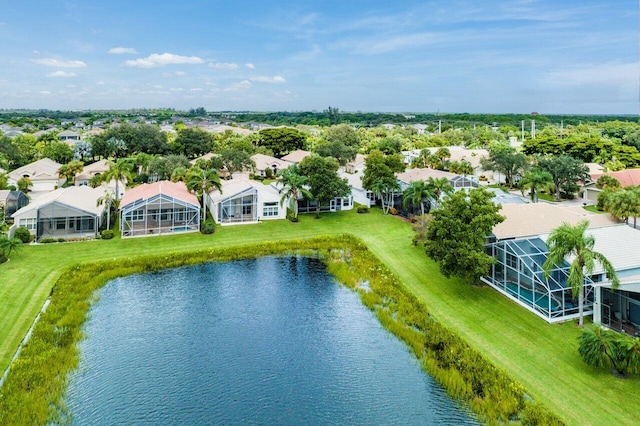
[251,154,292,177]
[120,180,200,238]
[280,150,311,164]
[8,158,65,192]
[0,190,29,219]
[583,168,640,202]
[58,130,81,144]
[11,186,107,241]
[339,168,373,208]
[206,177,287,225]
[345,153,367,174]
[483,203,621,324]
[396,168,479,192]
[74,159,126,199]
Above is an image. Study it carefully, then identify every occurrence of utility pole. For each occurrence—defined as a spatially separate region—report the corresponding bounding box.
[521,120,525,141]
[438,120,442,134]
[531,120,536,139]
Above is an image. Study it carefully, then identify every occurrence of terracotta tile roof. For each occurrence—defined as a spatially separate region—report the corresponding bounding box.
[590,168,640,188]
[121,180,199,208]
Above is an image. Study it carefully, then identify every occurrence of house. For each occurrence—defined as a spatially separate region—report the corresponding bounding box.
[411,124,428,135]
[206,176,287,225]
[583,168,640,202]
[11,186,108,241]
[120,180,200,238]
[280,150,311,164]
[251,154,292,177]
[0,190,29,219]
[396,168,479,192]
[339,168,373,208]
[345,153,367,174]
[74,160,126,199]
[58,130,81,144]
[8,158,65,192]
[483,203,619,323]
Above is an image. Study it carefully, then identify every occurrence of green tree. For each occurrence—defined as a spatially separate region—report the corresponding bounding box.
[480,144,529,188]
[172,127,215,158]
[185,166,222,221]
[324,124,360,149]
[57,160,84,186]
[277,164,313,219]
[170,166,189,183]
[604,187,640,228]
[538,155,589,200]
[257,128,306,157]
[147,155,190,181]
[298,155,350,218]
[595,175,621,190]
[435,147,451,169]
[449,160,474,176]
[0,172,8,190]
[0,235,22,258]
[103,158,133,201]
[425,188,504,284]
[17,177,32,193]
[220,148,253,177]
[96,190,115,230]
[578,326,640,376]
[403,180,436,216]
[362,150,404,214]
[543,220,619,326]
[518,169,554,203]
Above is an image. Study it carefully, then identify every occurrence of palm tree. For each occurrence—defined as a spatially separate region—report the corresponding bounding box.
[96,189,115,230]
[543,220,619,326]
[103,158,133,201]
[0,235,22,257]
[605,188,640,228]
[370,178,398,215]
[427,177,454,198]
[403,180,436,216]
[277,165,312,219]
[186,166,222,222]
[519,169,553,203]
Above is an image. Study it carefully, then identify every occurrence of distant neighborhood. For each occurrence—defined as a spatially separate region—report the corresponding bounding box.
[2,110,640,338]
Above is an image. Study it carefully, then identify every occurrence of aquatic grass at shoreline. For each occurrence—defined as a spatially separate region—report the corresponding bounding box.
[0,235,560,424]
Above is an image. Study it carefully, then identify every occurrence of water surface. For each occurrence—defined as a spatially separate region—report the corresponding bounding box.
[66,257,477,425]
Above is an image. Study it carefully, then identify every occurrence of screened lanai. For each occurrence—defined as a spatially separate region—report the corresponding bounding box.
[120,181,200,238]
[483,237,594,323]
[215,187,258,224]
[35,202,99,241]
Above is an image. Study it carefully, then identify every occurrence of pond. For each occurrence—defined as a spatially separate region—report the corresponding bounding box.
[65,256,477,425]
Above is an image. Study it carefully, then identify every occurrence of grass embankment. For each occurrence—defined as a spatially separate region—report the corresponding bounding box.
[1,209,639,424]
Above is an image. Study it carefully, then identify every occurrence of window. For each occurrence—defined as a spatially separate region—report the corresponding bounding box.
[506,253,518,269]
[263,202,278,217]
[19,218,36,231]
[174,209,186,221]
[242,205,252,215]
[132,209,144,221]
[55,219,66,230]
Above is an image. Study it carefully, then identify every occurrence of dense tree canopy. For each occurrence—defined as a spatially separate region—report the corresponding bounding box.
[537,155,589,200]
[257,128,306,157]
[298,155,350,218]
[172,127,215,158]
[424,188,504,284]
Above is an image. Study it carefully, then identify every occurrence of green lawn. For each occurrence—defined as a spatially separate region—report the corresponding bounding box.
[1,208,639,425]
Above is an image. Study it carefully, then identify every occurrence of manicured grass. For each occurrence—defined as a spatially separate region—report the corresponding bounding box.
[583,205,605,214]
[1,208,639,424]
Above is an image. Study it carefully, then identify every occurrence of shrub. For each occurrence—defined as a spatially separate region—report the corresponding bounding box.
[0,254,7,264]
[357,206,369,214]
[388,207,398,215]
[57,238,66,243]
[288,216,299,222]
[39,238,57,244]
[101,230,115,240]
[201,220,215,234]
[479,175,488,181]
[14,227,32,243]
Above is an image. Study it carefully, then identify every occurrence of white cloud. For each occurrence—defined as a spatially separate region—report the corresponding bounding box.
[47,71,78,78]
[250,75,286,83]
[96,81,105,85]
[31,58,87,68]
[40,91,51,95]
[224,80,252,91]
[162,71,187,77]
[209,62,239,70]
[190,88,203,92]
[245,63,255,69]
[108,47,139,55]
[124,53,204,68]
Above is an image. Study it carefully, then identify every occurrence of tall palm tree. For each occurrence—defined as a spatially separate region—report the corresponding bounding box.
[427,177,454,198]
[277,165,312,219]
[96,189,115,230]
[543,220,619,326]
[605,188,640,228]
[186,166,222,222]
[403,180,436,216]
[103,158,133,201]
[519,169,553,203]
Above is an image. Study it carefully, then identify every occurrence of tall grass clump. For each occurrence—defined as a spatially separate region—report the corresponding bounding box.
[0,234,562,425]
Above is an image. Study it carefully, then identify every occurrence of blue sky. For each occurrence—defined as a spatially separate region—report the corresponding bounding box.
[0,0,637,114]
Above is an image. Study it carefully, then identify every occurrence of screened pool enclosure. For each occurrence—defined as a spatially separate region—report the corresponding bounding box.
[121,193,200,237]
[483,237,595,323]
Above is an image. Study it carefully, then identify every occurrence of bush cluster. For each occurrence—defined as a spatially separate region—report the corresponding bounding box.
[13,227,31,243]
[100,230,115,240]
[201,220,215,234]
[356,206,369,214]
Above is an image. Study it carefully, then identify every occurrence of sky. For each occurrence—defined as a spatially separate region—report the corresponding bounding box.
[0,0,637,114]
